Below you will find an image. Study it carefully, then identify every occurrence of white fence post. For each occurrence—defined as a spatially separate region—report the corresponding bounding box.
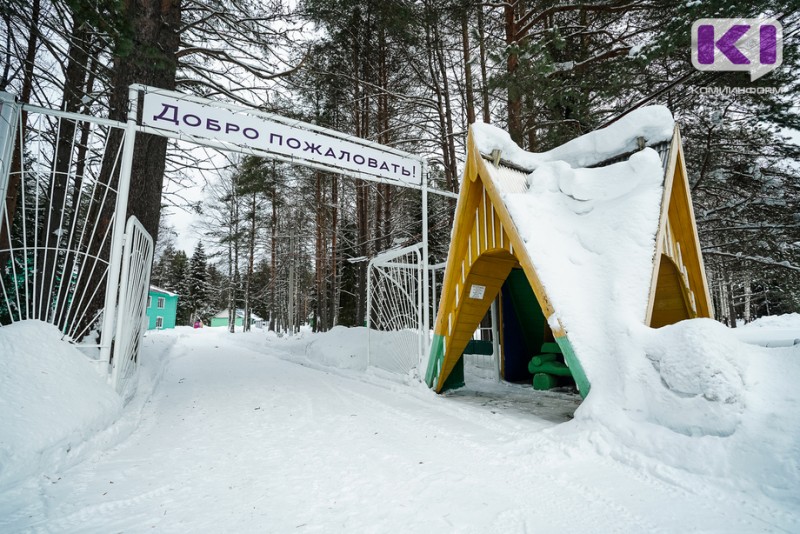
[98,87,139,368]
[490,298,501,381]
[0,92,19,213]
[421,161,430,360]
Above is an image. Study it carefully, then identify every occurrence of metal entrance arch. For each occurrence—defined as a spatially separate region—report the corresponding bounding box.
[0,84,457,392]
[129,85,457,369]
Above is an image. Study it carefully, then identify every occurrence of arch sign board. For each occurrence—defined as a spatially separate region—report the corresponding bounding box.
[137,85,423,187]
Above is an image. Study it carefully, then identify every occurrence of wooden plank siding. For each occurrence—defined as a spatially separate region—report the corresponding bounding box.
[645,126,713,327]
[432,131,562,392]
[650,255,693,327]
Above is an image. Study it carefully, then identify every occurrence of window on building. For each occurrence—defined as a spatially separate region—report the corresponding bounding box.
[156,316,164,329]
[157,297,165,309]
[147,296,152,308]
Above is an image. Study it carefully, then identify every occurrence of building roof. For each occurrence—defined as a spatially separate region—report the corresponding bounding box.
[212,308,264,321]
[149,285,178,297]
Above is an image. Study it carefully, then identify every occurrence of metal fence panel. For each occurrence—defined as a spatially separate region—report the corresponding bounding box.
[0,99,131,345]
[111,216,154,399]
[366,244,424,375]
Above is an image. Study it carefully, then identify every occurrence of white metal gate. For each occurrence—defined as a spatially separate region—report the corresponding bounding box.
[0,92,133,339]
[110,216,154,398]
[366,244,424,375]
[0,90,142,389]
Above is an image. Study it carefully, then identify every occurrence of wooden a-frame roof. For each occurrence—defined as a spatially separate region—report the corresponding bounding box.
[425,122,712,396]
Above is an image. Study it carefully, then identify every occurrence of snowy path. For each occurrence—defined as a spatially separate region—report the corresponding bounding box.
[3,329,796,533]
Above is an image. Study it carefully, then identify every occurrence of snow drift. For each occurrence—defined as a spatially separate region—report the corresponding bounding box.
[0,321,121,492]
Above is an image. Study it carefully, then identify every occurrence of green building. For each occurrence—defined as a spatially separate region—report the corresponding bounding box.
[210,308,264,328]
[146,286,179,330]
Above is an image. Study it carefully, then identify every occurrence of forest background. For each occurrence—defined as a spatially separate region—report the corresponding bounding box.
[2,0,798,332]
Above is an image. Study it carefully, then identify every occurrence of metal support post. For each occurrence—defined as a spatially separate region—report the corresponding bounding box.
[421,161,430,362]
[490,298,501,382]
[0,92,20,206]
[99,86,139,369]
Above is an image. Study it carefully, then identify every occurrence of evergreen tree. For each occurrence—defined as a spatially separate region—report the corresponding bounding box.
[167,250,191,326]
[151,244,176,289]
[188,242,209,323]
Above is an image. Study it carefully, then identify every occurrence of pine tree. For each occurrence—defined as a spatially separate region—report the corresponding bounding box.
[189,242,209,324]
[167,250,191,326]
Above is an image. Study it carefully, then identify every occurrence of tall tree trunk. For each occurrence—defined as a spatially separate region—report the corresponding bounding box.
[477,4,491,124]
[435,27,457,193]
[377,26,392,253]
[356,181,368,324]
[314,171,323,332]
[0,13,12,89]
[329,174,339,326]
[227,175,239,334]
[352,22,369,326]
[374,24,387,252]
[41,19,90,325]
[726,275,737,328]
[72,0,181,339]
[0,0,40,263]
[69,51,99,217]
[269,165,277,331]
[382,184,391,251]
[743,280,751,323]
[505,2,522,144]
[462,5,476,125]
[243,191,256,332]
[109,0,181,241]
[374,183,383,252]
[424,5,455,194]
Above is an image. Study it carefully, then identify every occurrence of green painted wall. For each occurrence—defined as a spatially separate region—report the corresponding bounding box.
[145,290,179,330]
[210,316,245,328]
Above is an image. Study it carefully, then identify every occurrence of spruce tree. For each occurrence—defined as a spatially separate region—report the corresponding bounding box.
[168,250,191,326]
[189,242,209,324]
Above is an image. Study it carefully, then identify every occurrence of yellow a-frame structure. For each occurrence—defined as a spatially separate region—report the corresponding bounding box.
[647,128,712,327]
[425,123,712,396]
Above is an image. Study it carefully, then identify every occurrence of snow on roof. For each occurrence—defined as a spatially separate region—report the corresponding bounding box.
[213,308,264,321]
[149,285,178,297]
[500,150,664,399]
[242,309,264,321]
[472,105,674,171]
[472,107,672,411]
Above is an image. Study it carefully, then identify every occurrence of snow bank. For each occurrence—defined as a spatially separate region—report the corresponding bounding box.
[274,326,428,386]
[0,321,122,492]
[570,319,800,502]
[0,322,177,496]
[744,312,800,329]
[305,325,369,370]
[472,105,674,170]
[733,313,800,347]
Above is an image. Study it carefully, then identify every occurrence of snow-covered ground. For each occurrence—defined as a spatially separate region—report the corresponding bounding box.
[1,317,799,532]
